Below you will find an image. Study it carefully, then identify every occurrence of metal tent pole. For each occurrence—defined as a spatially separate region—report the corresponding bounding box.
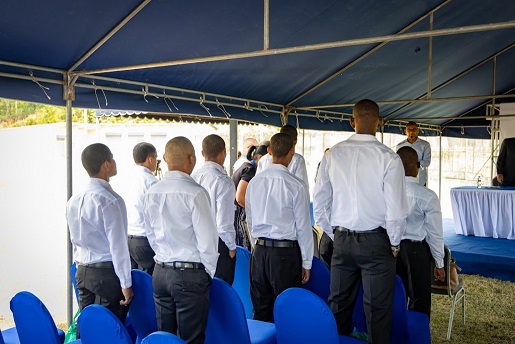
[229,119,238,175]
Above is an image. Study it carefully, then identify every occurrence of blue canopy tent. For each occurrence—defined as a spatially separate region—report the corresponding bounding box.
[1,0,515,324]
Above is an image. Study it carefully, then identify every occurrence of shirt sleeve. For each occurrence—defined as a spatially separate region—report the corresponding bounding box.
[423,194,445,268]
[420,141,432,168]
[245,183,254,242]
[294,155,310,190]
[294,184,314,269]
[383,156,408,246]
[217,178,237,250]
[191,189,220,278]
[313,155,334,240]
[103,199,132,289]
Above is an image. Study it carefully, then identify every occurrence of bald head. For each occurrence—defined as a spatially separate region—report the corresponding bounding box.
[351,99,381,135]
[164,136,196,174]
[242,138,259,155]
[397,146,419,177]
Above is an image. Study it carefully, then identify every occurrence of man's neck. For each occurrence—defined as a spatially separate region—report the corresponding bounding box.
[407,137,418,144]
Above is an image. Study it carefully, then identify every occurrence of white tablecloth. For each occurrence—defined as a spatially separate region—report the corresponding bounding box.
[450,186,515,239]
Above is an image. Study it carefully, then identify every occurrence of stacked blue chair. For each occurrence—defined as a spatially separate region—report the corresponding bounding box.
[273,288,363,344]
[77,304,132,344]
[9,291,69,344]
[301,256,330,302]
[129,269,158,344]
[141,331,187,344]
[352,275,431,344]
[0,327,20,344]
[205,278,276,344]
[232,246,253,319]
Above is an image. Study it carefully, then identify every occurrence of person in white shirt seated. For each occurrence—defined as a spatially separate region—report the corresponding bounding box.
[396,146,445,317]
[192,134,237,285]
[66,143,133,325]
[246,132,313,322]
[233,137,259,173]
[256,125,309,189]
[143,137,219,344]
[126,142,158,275]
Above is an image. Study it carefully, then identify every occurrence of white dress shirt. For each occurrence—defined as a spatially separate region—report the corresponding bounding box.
[404,176,445,268]
[143,171,219,277]
[313,134,408,245]
[256,153,309,189]
[66,178,132,289]
[192,161,237,250]
[233,156,250,173]
[396,138,431,186]
[245,164,314,269]
[126,165,158,236]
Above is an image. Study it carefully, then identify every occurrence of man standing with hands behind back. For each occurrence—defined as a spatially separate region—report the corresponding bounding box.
[314,99,407,344]
[144,137,219,344]
[396,121,431,186]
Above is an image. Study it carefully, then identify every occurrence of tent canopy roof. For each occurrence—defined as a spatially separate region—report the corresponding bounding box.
[1,0,514,138]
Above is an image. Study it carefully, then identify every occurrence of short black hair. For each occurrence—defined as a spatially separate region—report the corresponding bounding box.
[270,133,293,158]
[81,143,112,176]
[202,134,226,159]
[280,124,298,141]
[133,142,156,164]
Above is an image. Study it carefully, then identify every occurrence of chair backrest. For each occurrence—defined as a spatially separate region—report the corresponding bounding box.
[205,278,251,344]
[78,304,133,344]
[352,276,409,343]
[0,327,19,344]
[232,246,253,319]
[301,256,330,302]
[70,262,79,305]
[141,331,187,344]
[10,291,62,344]
[129,269,158,342]
[431,245,455,297]
[274,288,339,344]
[0,329,4,344]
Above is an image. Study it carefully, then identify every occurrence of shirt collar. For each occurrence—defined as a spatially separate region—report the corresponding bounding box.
[164,170,195,181]
[202,161,227,175]
[136,165,153,175]
[88,177,112,190]
[349,133,380,142]
[269,163,289,172]
[405,176,418,183]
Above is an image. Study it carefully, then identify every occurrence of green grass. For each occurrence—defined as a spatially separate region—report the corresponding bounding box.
[430,274,515,344]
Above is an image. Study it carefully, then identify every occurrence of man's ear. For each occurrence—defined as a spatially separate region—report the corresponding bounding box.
[378,117,383,126]
[350,117,355,128]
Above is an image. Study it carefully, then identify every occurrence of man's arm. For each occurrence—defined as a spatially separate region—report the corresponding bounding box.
[191,190,219,277]
[292,154,310,190]
[420,141,431,168]
[383,156,408,247]
[294,183,314,273]
[313,156,334,240]
[217,177,237,252]
[423,193,445,269]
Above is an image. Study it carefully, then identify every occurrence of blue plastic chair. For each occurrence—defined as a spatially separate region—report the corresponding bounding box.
[232,246,253,319]
[0,327,19,344]
[352,275,430,344]
[78,304,132,344]
[205,278,276,344]
[301,256,330,302]
[9,291,66,344]
[273,288,363,344]
[129,269,158,344]
[141,331,187,344]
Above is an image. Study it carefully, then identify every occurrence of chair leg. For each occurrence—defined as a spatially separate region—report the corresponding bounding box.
[447,297,457,340]
[461,291,466,325]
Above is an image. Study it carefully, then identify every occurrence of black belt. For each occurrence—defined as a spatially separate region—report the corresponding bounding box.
[155,261,205,270]
[128,235,146,238]
[77,261,113,268]
[402,239,424,243]
[334,226,386,235]
[255,238,299,248]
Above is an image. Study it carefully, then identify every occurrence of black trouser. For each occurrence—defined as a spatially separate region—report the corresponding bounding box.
[396,240,432,317]
[153,264,211,344]
[250,241,302,322]
[329,228,396,344]
[215,238,236,285]
[128,235,156,275]
[75,264,129,334]
[319,232,334,267]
